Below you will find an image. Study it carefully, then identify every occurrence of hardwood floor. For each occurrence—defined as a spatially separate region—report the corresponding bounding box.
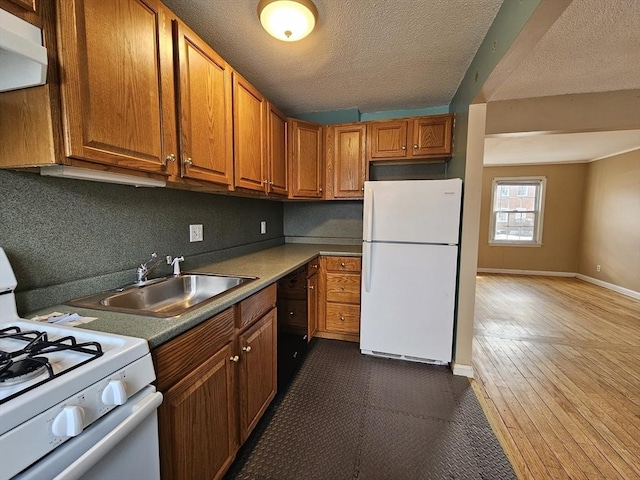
[472,274,640,480]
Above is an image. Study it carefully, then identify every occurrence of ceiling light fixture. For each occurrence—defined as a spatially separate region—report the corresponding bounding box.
[257,0,318,42]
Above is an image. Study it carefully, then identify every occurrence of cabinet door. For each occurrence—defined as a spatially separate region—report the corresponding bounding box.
[329,123,366,198]
[233,73,266,192]
[238,309,277,442]
[266,103,288,195]
[159,343,236,480]
[288,120,323,198]
[367,120,409,159]
[307,273,318,340]
[6,0,35,12]
[57,0,175,173]
[412,114,453,158]
[175,21,233,185]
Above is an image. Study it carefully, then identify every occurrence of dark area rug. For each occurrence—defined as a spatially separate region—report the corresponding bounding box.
[225,339,515,480]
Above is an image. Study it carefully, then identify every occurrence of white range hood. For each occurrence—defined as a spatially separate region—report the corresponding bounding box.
[0,8,48,92]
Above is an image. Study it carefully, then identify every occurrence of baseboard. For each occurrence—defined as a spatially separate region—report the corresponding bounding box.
[452,362,474,378]
[477,268,576,277]
[575,274,640,300]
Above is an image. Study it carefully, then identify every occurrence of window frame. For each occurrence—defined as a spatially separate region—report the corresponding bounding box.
[489,176,547,246]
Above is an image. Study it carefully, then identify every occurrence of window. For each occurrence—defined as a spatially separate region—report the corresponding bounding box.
[489,177,546,245]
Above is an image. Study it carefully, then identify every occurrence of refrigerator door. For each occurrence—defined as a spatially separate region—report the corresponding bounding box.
[363,179,462,245]
[360,242,458,363]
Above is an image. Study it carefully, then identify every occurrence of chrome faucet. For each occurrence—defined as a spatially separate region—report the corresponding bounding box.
[135,253,165,284]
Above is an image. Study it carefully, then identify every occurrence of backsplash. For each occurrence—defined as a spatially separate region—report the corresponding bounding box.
[1,170,284,314]
[284,201,363,244]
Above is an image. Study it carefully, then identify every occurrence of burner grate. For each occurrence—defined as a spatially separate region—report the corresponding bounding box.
[0,326,104,404]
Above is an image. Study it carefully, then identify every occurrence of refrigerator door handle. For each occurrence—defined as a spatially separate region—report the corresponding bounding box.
[363,242,372,292]
[363,186,374,242]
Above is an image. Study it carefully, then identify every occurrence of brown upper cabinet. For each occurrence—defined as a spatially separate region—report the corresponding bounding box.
[367,114,453,161]
[174,20,233,186]
[288,119,323,199]
[233,73,267,193]
[5,0,35,12]
[57,0,177,174]
[325,123,367,199]
[265,103,288,196]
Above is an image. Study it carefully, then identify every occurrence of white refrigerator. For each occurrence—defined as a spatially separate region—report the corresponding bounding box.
[360,178,462,364]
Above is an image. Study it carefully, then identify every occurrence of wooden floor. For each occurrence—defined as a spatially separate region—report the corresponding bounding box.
[472,274,640,480]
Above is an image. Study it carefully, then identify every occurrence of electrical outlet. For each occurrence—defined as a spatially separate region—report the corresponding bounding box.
[189,224,203,242]
[596,264,601,272]
[260,221,267,235]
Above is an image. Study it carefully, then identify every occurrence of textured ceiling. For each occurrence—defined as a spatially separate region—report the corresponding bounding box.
[492,0,640,101]
[484,131,640,166]
[161,0,503,115]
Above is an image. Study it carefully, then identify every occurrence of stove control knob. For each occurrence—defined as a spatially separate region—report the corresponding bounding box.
[102,380,128,406]
[52,406,85,437]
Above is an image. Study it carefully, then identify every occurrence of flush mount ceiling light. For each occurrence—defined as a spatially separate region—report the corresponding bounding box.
[257,0,318,42]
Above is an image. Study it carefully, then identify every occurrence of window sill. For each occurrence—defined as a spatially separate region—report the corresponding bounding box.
[488,242,542,248]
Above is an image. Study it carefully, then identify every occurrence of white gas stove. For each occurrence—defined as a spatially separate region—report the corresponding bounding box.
[0,248,162,480]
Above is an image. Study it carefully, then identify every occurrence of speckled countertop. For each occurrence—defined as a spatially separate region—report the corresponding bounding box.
[29,243,361,349]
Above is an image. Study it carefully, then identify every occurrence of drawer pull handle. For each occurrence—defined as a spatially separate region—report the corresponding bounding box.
[242,346,252,353]
[230,355,240,363]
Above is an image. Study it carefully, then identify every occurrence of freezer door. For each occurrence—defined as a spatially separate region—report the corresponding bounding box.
[360,242,458,363]
[363,179,462,244]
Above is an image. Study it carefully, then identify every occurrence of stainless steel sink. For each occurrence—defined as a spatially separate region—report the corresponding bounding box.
[67,273,256,318]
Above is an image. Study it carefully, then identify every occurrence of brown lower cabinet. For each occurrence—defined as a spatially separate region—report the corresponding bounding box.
[317,255,362,342]
[153,284,277,480]
[238,308,277,442]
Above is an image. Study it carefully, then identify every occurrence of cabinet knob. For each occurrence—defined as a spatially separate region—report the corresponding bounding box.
[289,311,295,315]
[319,188,323,192]
[341,262,346,267]
[269,181,274,185]
[308,285,314,290]
[165,153,176,164]
[413,144,418,149]
[230,355,240,363]
[401,146,407,150]
[361,187,365,191]
[242,346,252,353]
[262,179,268,185]
[313,264,318,269]
[340,316,345,321]
[184,157,193,166]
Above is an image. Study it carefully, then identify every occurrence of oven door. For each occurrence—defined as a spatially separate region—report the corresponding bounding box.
[14,386,162,480]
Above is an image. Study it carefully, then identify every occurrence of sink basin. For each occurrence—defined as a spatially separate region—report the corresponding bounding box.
[67,273,256,318]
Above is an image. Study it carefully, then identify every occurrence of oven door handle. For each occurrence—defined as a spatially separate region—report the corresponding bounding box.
[53,390,163,480]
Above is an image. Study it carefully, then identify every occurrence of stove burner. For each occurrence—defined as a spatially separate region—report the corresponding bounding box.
[0,326,104,404]
[0,356,48,386]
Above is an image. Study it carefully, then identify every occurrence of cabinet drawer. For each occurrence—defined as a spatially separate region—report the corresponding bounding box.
[326,273,361,304]
[153,307,234,392]
[237,284,277,331]
[325,256,361,272]
[278,299,307,334]
[325,303,360,334]
[307,257,319,277]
